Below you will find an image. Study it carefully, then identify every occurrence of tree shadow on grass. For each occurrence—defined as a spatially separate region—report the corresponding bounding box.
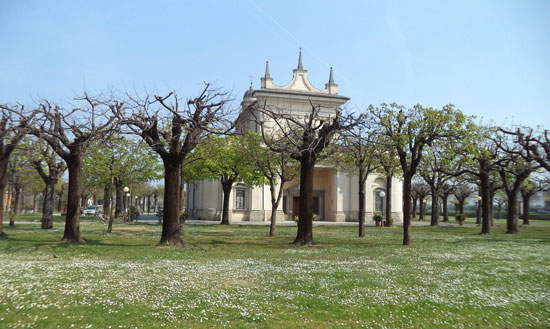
[82,238,152,248]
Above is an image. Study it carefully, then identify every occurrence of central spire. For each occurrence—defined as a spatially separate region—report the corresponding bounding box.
[297,47,304,70]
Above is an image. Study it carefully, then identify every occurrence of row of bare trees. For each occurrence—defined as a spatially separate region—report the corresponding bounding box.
[1,84,548,247]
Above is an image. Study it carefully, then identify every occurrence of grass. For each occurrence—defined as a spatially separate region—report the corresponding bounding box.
[12,214,97,223]
[0,218,549,329]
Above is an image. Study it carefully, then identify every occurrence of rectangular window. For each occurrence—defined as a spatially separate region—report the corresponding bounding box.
[235,189,246,210]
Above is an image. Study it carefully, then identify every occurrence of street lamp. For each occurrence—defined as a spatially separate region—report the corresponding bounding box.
[123,186,130,216]
[378,190,386,225]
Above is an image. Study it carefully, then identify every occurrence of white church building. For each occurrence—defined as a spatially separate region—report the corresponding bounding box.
[187,52,403,223]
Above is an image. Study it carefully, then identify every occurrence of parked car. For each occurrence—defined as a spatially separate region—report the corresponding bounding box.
[83,205,103,216]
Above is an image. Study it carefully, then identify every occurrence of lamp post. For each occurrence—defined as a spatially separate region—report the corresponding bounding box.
[378,190,386,216]
[378,190,386,226]
[123,186,130,218]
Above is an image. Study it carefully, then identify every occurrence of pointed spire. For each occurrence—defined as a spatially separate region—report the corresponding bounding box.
[328,67,335,84]
[264,61,271,78]
[261,60,273,88]
[297,47,304,70]
[325,66,338,94]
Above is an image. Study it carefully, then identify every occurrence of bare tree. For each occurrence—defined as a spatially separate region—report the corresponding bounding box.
[520,177,548,225]
[439,183,454,222]
[499,127,549,173]
[115,85,231,247]
[453,182,474,219]
[7,159,22,227]
[257,103,361,245]
[412,182,430,221]
[376,147,400,227]
[454,125,499,234]
[339,119,379,237]
[0,105,34,238]
[242,132,297,236]
[26,140,66,229]
[27,96,118,243]
[494,133,539,233]
[418,143,459,226]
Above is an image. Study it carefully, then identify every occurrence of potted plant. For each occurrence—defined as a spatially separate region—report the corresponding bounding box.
[373,213,383,227]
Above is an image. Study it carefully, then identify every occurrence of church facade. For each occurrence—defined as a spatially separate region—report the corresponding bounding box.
[187,52,403,224]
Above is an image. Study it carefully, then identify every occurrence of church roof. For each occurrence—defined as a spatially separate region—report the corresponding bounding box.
[258,50,344,98]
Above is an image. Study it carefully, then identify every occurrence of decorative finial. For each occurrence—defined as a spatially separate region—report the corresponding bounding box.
[328,67,335,84]
[264,61,271,78]
[297,47,303,70]
[249,82,253,90]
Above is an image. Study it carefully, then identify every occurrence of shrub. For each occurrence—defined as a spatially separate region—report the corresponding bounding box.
[373,213,383,226]
[456,214,466,225]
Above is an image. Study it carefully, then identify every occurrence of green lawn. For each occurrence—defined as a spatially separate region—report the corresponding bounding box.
[0,220,549,329]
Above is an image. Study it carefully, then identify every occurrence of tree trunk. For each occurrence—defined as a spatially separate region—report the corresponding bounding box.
[32,192,38,213]
[294,155,315,245]
[63,156,83,243]
[402,175,412,245]
[385,173,393,227]
[479,167,491,234]
[41,181,55,229]
[411,197,417,219]
[505,190,519,233]
[57,185,63,213]
[419,197,425,221]
[105,182,114,233]
[358,168,366,237]
[269,180,284,237]
[430,187,439,226]
[114,180,123,218]
[441,195,449,222]
[522,194,530,225]
[159,160,183,246]
[489,188,495,226]
[458,200,465,217]
[476,198,481,225]
[0,187,5,239]
[9,182,21,227]
[220,178,233,225]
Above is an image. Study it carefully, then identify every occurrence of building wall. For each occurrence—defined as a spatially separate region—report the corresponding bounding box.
[188,168,404,224]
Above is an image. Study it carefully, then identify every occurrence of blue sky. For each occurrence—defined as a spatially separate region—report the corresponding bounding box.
[1,0,548,127]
